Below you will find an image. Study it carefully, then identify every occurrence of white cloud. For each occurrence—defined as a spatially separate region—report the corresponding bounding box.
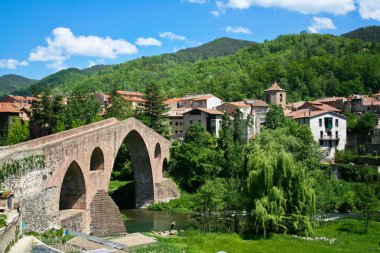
[159,32,187,41]
[357,0,380,21]
[308,17,336,33]
[46,60,67,71]
[88,61,96,68]
[210,10,220,16]
[0,59,28,69]
[225,25,252,34]
[29,27,137,69]
[135,37,162,47]
[218,0,355,15]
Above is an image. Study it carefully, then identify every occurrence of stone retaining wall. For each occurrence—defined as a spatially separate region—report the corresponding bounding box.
[0,214,20,253]
[60,212,84,232]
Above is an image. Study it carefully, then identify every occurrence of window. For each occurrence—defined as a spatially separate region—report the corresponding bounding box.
[319,119,322,127]
[319,140,323,145]
[336,131,338,138]
[335,119,338,127]
[329,140,332,147]
[190,109,201,115]
[198,120,201,123]
[280,93,283,102]
[175,122,179,126]
[175,130,178,134]
[327,131,332,136]
[324,117,333,128]
[320,131,323,139]
[190,120,193,125]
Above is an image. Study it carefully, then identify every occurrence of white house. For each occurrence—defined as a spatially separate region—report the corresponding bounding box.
[287,109,347,161]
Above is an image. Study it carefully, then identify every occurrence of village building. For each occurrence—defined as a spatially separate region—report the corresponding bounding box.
[176,94,222,109]
[287,109,347,161]
[244,99,269,135]
[167,107,192,136]
[315,97,347,112]
[182,108,223,137]
[0,190,14,212]
[264,82,286,107]
[1,95,34,104]
[116,90,146,109]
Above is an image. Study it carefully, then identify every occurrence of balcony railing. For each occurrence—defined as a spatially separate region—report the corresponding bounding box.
[320,135,339,140]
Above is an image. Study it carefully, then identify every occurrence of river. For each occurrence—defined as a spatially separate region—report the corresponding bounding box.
[121,209,191,233]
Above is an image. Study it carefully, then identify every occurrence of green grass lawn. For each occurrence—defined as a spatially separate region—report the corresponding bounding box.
[132,218,380,253]
[108,180,133,192]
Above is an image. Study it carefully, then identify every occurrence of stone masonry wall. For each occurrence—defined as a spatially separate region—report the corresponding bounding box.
[0,214,20,253]
[0,152,58,232]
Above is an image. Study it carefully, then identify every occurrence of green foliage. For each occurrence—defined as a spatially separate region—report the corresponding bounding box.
[0,214,6,228]
[341,25,380,43]
[147,193,194,213]
[62,85,102,128]
[140,82,170,137]
[29,88,64,138]
[355,112,378,134]
[169,124,221,192]
[105,93,134,120]
[0,154,45,184]
[354,184,380,233]
[335,150,380,166]
[246,146,316,236]
[0,74,37,96]
[112,143,133,181]
[6,118,29,145]
[17,33,380,102]
[26,228,75,245]
[265,105,285,129]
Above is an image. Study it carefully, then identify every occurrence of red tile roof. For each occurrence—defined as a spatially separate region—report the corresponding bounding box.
[184,108,223,115]
[264,82,285,92]
[0,103,19,113]
[244,99,268,107]
[164,97,183,104]
[316,97,346,103]
[373,92,380,97]
[228,101,251,108]
[286,109,345,119]
[123,97,146,103]
[116,90,144,97]
[192,94,215,101]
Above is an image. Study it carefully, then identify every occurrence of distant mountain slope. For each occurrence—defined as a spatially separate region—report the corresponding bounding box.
[27,37,256,94]
[0,74,37,96]
[175,37,256,61]
[341,26,380,42]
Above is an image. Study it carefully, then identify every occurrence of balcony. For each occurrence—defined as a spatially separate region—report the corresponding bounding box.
[319,135,339,141]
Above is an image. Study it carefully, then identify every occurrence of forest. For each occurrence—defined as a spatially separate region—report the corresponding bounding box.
[21,31,380,103]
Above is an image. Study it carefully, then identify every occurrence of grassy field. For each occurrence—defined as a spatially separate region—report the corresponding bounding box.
[108,180,132,192]
[132,218,380,253]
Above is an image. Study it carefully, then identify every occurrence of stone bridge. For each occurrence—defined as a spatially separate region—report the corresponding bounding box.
[0,118,179,236]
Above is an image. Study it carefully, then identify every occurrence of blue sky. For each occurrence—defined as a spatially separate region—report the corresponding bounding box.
[0,0,379,79]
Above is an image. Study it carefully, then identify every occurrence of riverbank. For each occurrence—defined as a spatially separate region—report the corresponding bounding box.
[131,218,380,253]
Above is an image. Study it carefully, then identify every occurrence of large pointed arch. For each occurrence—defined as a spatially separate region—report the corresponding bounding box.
[114,130,154,207]
[59,161,86,210]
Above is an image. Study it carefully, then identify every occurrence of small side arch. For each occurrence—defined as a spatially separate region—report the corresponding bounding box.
[59,161,86,210]
[154,143,161,159]
[90,147,105,171]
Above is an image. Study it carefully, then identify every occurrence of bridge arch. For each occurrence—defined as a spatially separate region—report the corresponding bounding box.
[59,161,87,210]
[115,129,154,207]
[90,147,104,171]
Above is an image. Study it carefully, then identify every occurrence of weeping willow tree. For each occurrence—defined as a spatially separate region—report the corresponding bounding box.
[246,143,316,237]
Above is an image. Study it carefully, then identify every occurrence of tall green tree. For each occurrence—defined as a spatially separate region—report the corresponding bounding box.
[169,124,221,192]
[265,105,286,130]
[105,93,134,120]
[63,85,102,129]
[141,82,170,137]
[6,118,30,145]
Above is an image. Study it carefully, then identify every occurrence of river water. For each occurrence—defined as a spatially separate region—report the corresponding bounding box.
[121,209,191,233]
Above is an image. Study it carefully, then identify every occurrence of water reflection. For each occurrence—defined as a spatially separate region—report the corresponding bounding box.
[121,209,191,233]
